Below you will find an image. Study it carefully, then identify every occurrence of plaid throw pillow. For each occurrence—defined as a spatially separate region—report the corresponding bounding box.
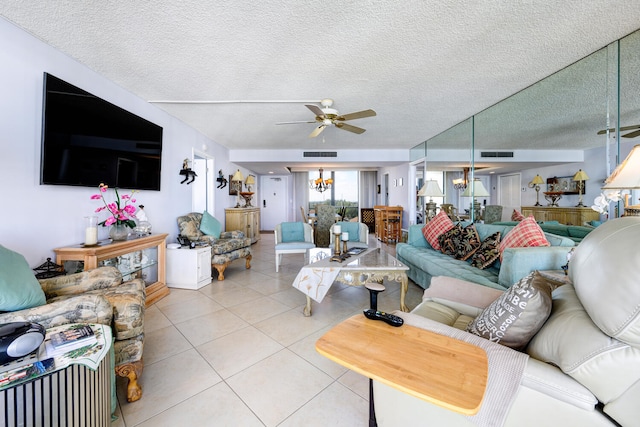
[511,209,525,221]
[422,210,454,250]
[499,216,549,258]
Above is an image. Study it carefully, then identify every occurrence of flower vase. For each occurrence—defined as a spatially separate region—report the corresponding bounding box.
[109,224,130,241]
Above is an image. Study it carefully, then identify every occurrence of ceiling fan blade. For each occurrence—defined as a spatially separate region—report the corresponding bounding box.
[335,122,366,134]
[276,120,317,125]
[336,109,377,121]
[622,129,640,138]
[306,104,325,118]
[597,125,640,135]
[309,124,327,138]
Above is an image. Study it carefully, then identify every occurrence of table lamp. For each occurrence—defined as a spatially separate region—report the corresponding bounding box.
[417,180,444,221]
[602,144,640,216]
[231,169,244,208]
[572,169,590,207]
[529,174,545,206]
[461,179,490,221]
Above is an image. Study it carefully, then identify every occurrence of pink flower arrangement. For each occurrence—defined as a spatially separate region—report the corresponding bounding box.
[91,183,139,228]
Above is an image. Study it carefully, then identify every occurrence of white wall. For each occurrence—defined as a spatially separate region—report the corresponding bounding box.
[0,18,250,265]
[378,163,411,229]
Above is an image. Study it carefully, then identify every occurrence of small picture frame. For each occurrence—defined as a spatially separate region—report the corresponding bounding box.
[229,175,241,195]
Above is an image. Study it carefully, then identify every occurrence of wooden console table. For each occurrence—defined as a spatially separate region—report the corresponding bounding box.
[520,206,599,225]
[53,233,169,306]
[316,315,488,423]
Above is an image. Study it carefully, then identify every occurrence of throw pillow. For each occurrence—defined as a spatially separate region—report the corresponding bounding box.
[466,271,555,350]
[200,210,222,239]
[422,210,454,251]
[280,222,304,242]
[438,224,463,256]
[471,232,501,269]
[511,209,525,221]
[0,244,47,311]
[453,223,481,260]
[499,216,549,258]
[337,221,360,241]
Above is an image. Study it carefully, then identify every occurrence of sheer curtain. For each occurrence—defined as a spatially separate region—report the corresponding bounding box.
[359,171,378,208]
[293,172,309,221]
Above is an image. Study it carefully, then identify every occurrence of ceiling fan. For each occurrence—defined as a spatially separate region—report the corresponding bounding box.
[276,98,376,138]
[596,125,640,139]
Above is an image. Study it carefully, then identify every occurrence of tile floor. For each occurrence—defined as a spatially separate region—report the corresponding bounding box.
[112,232,424,426]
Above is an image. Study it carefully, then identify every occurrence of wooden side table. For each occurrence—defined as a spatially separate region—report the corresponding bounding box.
[316,315,488,424]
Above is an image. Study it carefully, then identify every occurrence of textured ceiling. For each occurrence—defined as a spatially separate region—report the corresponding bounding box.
[2,1,640,173]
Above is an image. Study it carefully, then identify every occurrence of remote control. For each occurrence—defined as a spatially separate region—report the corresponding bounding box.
[363,309,404,327]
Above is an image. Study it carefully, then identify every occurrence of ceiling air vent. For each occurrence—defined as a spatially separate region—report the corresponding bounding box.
[480,151,514,158]
[303,151,337,158]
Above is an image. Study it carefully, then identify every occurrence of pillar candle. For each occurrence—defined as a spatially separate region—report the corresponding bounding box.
[84,216,98,245]
[334,224,341,234]
[341,232,349,241]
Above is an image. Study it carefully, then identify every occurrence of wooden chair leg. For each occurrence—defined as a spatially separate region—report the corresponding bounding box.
[115,359,144,402]
[245,254,252,269]
[213,262,230,280]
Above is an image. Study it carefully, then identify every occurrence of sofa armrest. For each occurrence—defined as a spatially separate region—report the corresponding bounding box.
[0,294,113,329]
[39,266,123,299]
[221,230,245,239]
[498,246,573,288]
[422,276,504,309]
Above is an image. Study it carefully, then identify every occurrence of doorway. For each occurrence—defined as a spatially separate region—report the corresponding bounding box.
[191,151,215,213]
[498,173,521,217]
[261,175,288,231]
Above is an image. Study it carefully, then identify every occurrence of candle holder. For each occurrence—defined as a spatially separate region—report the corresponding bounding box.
[341,231,349,254]
[334,230,342,256]
[84,216,98,246]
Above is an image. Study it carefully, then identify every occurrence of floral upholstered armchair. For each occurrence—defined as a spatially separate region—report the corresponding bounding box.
[0,264,146,402]
[177,212,252,280]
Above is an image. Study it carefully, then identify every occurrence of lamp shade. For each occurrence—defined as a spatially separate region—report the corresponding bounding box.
[603,145,640,189]
[245,175,256,185]
[461,179,490,197]
[573,169,590,182]
[531,174,544,185]
[417,180,444,198]
[231,170,244,182]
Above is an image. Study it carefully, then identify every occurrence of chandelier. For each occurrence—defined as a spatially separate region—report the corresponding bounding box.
[452,167,469,190]
[310,168,333,193]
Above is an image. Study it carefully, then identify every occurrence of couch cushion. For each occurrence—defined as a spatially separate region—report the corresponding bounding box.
[471,232,501,269]
[499,216,549,258]
[0,244,46,311]
[422,211,454,251]
[281,222,304,242]
[200,210,222,238]
[466,271,555,350]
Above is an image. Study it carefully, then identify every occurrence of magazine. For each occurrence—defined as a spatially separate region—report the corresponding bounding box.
[46,324,97,357]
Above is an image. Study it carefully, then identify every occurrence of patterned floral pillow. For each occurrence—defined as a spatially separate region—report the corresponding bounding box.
[454,224,482,260]
[438,224,463,256]
[422,210,454,250]
[499,216,549,259]
[471,232,501,269]
[511,209,525,221]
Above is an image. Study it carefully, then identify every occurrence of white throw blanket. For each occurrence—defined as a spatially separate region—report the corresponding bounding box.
[393,311,529,427]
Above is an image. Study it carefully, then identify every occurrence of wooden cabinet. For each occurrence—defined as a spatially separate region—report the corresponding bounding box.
[520,206,600,225]
[53,233,169,306]
[166,246,212,289]
[374,205,403,243]
[225,207,260,243]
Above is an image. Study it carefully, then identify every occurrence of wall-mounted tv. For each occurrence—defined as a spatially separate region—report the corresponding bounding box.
[41,73,163,190]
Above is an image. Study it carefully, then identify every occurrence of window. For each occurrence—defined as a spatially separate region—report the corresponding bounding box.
[309,170,359,220]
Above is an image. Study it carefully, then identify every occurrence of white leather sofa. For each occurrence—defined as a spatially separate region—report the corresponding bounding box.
[373,216,640,426]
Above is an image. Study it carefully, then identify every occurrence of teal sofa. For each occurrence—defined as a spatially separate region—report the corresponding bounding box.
[396,223,575,291]
[492,221,595,243]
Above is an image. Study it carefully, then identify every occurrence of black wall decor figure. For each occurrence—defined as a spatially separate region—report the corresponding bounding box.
[179,158,197,184]
[216,170,228,189]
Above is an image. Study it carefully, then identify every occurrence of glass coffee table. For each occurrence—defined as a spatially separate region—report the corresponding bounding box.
[292,248,410,316]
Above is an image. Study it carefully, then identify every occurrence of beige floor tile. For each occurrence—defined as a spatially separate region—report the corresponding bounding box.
[157,294,224,324]
[143,304,172,334]
[154,287,202,309]
[269,287,309,309]
[207,286,266,308]
[174,310,249,347]
[143,324,193,365]
[254,308,333,346]
[117,349,221,426]
[279,382,369,427]
[288,326,348,379]
[339,370,370,401]
[197,326,283,378]
[135,382,263,427]
[228,295,292,324]
[248,276,297,296]
[197,278,247,296]
[227,349,333,427]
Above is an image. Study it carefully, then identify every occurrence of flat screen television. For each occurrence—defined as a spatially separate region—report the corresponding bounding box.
[41,73,163,190]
